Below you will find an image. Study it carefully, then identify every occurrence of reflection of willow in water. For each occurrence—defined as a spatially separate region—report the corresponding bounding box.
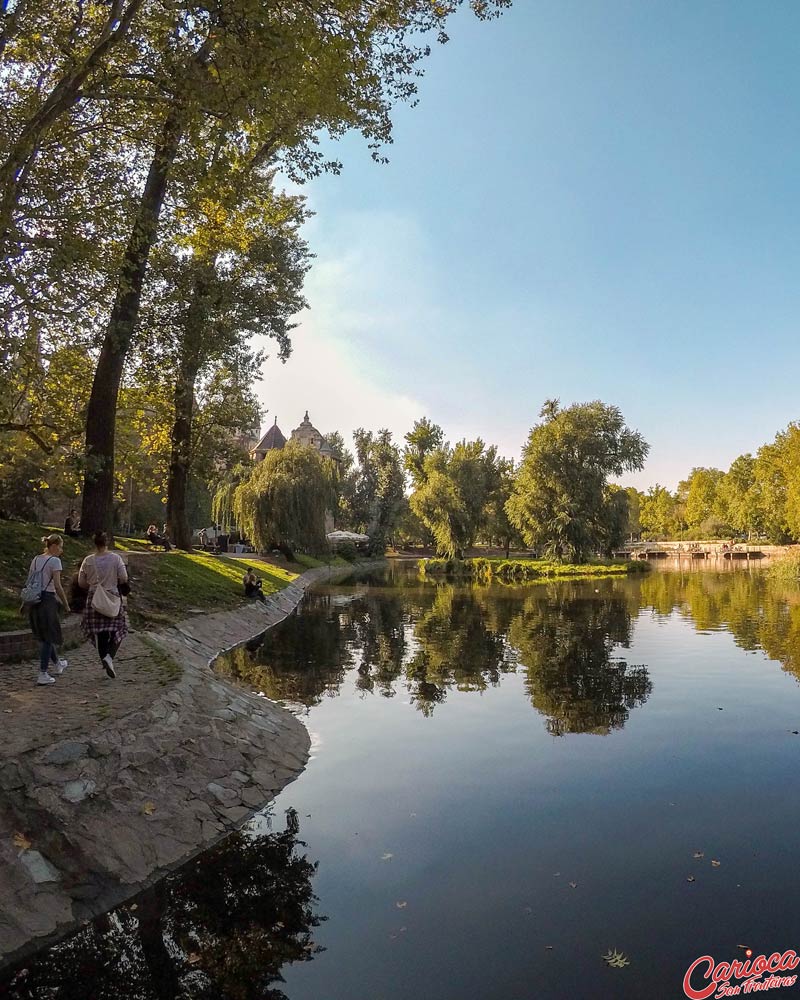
[217,595,357,707]
[638,570,800,678]
[507,586,652,736]
[220,580,653,730]
[3,813,322,1000]
[404,586,516,715]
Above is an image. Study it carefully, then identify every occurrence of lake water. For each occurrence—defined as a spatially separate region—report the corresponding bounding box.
[5,564,800,1000]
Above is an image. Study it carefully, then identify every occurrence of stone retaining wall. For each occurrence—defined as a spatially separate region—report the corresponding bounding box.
[0,618,83,661]
[0,562,376,969]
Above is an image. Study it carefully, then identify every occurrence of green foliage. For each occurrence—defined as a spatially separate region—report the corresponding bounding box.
[679,467,725,530]
[410,438,504,558]
[638,485,681,538]
[231,442,335,556]
[403,417,444,489]
[506,400,648,561]
[421,556,648,583]
[350,428,405,554]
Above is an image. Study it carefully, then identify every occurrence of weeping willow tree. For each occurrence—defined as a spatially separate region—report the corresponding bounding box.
[227,442,335,559]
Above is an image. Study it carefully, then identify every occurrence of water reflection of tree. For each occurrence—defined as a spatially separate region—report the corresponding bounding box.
[404,586,515,715]
[507,587,652,735]
[638,570,800,677]
[218,595,356,707]
[352,593,408,698]
[4,815,323,1000]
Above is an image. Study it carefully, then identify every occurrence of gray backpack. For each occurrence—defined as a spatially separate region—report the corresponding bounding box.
[20,555,54,606]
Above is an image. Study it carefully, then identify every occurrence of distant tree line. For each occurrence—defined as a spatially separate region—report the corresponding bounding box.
[627,420,800,543]
[212,398,649,562]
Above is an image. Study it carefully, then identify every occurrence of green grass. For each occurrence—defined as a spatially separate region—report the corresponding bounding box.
[127,551,298,627]
[0,521,300,631]
[292,552,351,570]
[420,556,649,583]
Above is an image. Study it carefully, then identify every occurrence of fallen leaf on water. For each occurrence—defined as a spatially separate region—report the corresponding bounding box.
[130,904,138,912]
[545,945,553,951]
[13,832,31,851]
[717,707,724,711]
[602,949,631,969]
[693,851,705,859]
[381,853,394,861]
[687,875,696,883]
[711,860,721,867]
[142,802,156,816]
[553,872,561,877]
[399,927,407,934]
[568,882,578,889]
[187,953,201,965]
[396,901,407,909]
[410,812,417,818]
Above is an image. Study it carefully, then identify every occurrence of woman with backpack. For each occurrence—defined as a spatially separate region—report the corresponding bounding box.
[26,533,70,686]
[78,530,129,679]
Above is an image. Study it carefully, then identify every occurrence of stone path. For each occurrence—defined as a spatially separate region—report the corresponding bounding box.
[0,563,374,969]
[0,633,180,758]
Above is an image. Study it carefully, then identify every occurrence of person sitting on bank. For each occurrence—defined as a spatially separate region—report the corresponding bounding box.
[243,568,266,603]
[64,509,80,538]
[146,524,172,551]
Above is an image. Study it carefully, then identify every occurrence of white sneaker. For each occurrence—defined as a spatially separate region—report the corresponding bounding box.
[102,654,116,679]
[54,659,68,675]
[37,673,56,686]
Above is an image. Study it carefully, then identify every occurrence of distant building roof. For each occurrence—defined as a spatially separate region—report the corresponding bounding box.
[291,410,322,440]
[252,417,286,454]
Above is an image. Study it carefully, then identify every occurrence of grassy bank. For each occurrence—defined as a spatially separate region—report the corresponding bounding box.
[125,551,299,627]
[0,521,304,632]
[420,556,649,583]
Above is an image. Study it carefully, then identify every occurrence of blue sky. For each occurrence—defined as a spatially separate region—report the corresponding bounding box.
[258,0,800,489]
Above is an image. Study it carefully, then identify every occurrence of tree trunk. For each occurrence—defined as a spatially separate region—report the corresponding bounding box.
[80,104,184,536]
[166,268,212,550]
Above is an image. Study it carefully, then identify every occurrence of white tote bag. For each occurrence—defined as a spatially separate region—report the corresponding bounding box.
[92,582,121,618]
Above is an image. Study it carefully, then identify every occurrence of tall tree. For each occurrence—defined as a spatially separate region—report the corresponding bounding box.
[404,417,444,489]
[351,428,405,553]
[410,439,499,558]
[506,400,648,562]
[229,441,335,559]
[638,484,680,539]
[79,0,511,533]
[680,467,725,531]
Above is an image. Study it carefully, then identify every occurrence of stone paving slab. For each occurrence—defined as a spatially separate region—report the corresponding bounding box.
[0,562,374,968]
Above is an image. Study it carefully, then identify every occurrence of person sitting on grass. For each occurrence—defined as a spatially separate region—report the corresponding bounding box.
[243,567,266,603]
[64,509,80,538]
[146,523,172,551]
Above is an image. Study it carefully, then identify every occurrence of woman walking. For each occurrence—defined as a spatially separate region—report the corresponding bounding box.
[27,533,70,686]
[78,531,129,679]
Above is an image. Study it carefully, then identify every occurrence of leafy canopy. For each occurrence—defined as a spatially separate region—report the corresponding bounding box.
[506,400,648,562]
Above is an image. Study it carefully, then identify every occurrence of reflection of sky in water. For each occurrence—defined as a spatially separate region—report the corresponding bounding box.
[7,568,800,1000]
